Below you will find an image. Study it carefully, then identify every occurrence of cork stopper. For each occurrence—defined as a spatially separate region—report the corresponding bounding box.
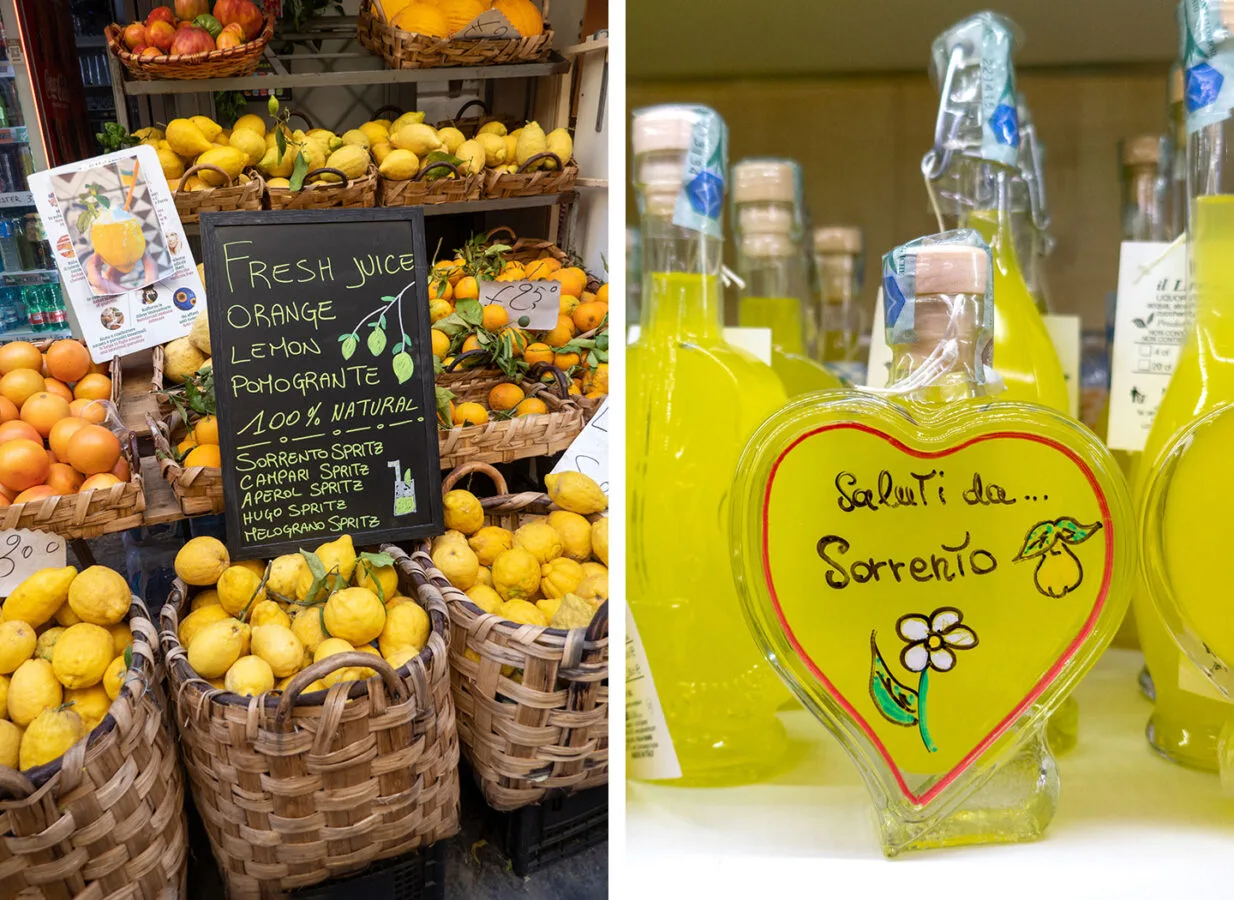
[1122,135,1161,167]
[813,226,862,254]
[915,244,988,296]
[632,105,704,154]
[732,159,797,204]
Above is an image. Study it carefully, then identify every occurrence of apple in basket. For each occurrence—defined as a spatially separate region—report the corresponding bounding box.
[122,22,146,49]
[215,25,244,49]
[170,23,215,54]
[176,0,211,20]
[213,0,263,40]
[147,19,176,53]
[140,47,163,58]
[145,6,175,27]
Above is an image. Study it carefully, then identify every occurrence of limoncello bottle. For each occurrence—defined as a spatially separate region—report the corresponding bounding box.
[1010,94,1053,315]
[814,225,867,384]
[732,158,840,396]
[628,104,790,786]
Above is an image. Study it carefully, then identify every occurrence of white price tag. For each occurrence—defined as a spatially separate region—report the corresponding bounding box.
[626,326,773,365]
[551,399,609,496]
[0,530,67,594]
[1043,313,1082,419]
[480,279,561,331]
[453,9,520,39]
[864,287,893,388]
[626,608,682,781]
[1108,241,1188,452]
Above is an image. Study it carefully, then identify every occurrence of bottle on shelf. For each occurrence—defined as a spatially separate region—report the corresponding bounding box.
[628,104,791,787]
[813,225,866,383]
[1120,136,1170,242]
[732,158,840,396]
[1010,95,1054,315]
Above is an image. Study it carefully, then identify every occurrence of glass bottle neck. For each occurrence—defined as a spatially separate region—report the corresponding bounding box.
[1123,164,1164,241]
[639,212,724,341]
[886,293,988,405]
[941,159,1020,256]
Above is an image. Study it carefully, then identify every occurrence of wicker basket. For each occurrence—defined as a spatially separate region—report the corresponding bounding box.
[173,163,265,224]
[484,155,577,199]
[357,0,553,69]
[0,597,188,899]
[433,100,522,138]
[378,160,483,206]
[479,225,571,267]
[265,165,378,211]
[105,15,275,81]
[148,413,223,517]
[158,546,459,897]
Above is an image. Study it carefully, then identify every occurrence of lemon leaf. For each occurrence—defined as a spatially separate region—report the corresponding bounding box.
[360,551,395,568]
[1014,522,1056,560]
[341,335,358,360]
[124,645,133,670]
[1055,517,1103,545]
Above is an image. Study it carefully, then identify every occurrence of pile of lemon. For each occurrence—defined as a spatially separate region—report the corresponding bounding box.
[432,471,608,631]
[173,535,431,698]
[0,564,135,772]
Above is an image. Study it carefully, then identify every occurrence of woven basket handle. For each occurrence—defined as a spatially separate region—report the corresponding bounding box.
[285,110,314,130]
[443,348,489,371]
[304,167,350,188]
[176,163,232,193]
[484,226,519,247]
[442,462,508,495]
[515,152,563,174]
[453,99,489,119]
[526,361,571,399]
[373,105,404,120]
[413,161,463,183]
[0,767,36,800]
[586,599,608,641]
[274,651,408,728]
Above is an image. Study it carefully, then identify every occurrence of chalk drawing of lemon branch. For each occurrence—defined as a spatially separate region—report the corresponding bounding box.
[338,280,416,384]
[1013,517,1102,599]
[870,608,979,753]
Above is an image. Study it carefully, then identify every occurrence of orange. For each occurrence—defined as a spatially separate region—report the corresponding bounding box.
[73,374,112,402]
[0,342,42,375]
[481,304,508,331]
[572,301,608,333]
[523,342,554,365]
[0,397,16,423]
[431,329,449,358]
[80,473,121,492]
[183,444,221,468]
[568,380,582,396]
[554,351,581,369]
[0,494,9,508]
[454,276,479,301]
[70,399,107,424]
[20,392,71,437]
[488,383,525,411]
[13,485,55,504]
[543,316,576,348]
[559,293,579,317]
[0,438,50,491]
[177,435,198,455]
[44,340,91,383]
[0,368,48,409]
[452,402,489,427]
[111,456,131,482]
[49,417,86,462]
[0,420,41,445]
[87,359,109,376]
[0,483,15,502]
[550,267,587,298]
[524,258,560,280]
[499,326,528,355]
[429,279,453,302]
[66,424,122,476]
[45,463,83,495]
[461,334,483,355]
[515,397,548,417]
[192,415,219,445]
[432,259,460,285]
[42,378,73,403]
[594,283,608,304]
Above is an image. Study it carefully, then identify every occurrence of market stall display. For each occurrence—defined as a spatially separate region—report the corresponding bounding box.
[106,2,275,81]
[357,0,553,69]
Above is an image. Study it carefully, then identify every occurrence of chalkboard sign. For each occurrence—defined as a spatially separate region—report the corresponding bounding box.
[200,208,444,560]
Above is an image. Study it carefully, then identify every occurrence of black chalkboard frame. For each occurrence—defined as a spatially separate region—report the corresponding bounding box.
[200,207,444,560]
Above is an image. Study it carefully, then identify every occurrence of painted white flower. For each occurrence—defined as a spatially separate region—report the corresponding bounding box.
[897,607,979,674]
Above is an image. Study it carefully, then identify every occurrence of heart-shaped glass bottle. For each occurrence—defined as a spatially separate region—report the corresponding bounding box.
[730,233,1135,855]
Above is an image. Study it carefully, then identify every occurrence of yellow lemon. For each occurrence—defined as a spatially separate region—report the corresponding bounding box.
[536,597,562,619]
[313,637,371,687]
[250,624,304,678]
[0,719,20,768]
[475,567,493,588]
[437,125,465,155]
[67,565,130,626]
[431,537,479,590]
[540,557,585,600]
[234,559,267,578]
[581,561,607,580]
[108,623,132,657]
[20,705,83,770]
[175,536,230,586]
[34,628,64,663]
[464,584,503,613]
[378,148,419,181]
[491,548,541,601]
[544,472,607,515]
[378,601,430,659]
[316,534,358,583]
[165,118,214,158]
[2,566,78,628]
[103,656,126,700]
[443,489,484,535]
[576,572,608,603]
[187,618,246,679]
[548,594,596,629]
[499,600,548,627]
[178,604,230,649]
[266,554,306,599]
[217,565,265,617]
[248,599,290,629]
[233,114,266,137]
[513,521,564,565]
[189,115,222,141]
[291,608,329,661]
[323,588,386,645]
[229,127,266,167]
[0,620,37,674]
[354,559,399,602]
[0,674,9,716]
[547,510,592,562]
[64,684,110,731]
[224,655,275,696]
[8,659,62,727]
[54,602,83,628]
[591,517,608,565]
[195,146,246,186]
[383,645,420,669]
[51,623,113,689]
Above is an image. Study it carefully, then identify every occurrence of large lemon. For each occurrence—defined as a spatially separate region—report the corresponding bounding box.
[316,534,357,583]
[499,599,548,627]
[291,608,328,661]
[491,548,541,601]
[591,517,608,565]
[431,538,479,590]
[8,659,62,726]
[468,526,513,566]
[51,623,113,689]
[224,655,274,696]
[0,719,20,768]
[187,619,246,679]
[103,656,127,700]
[216,565,265,617]
[354,559,399,602]
[2,566,77,628]
[378,601,430,659]
[164,337,208,385]
[0,621,36,674]
[546,511,591,562]
[540,557,584,600]
[108,622,132,657]
[464,584,502,613]
[545,472,607,515]
[443,489,484,535]
[249,600,291,629]
[323,588,386,645]
[175,536,230,585]
[64,684,110,731]
[266,554,306,599]
[178,603,230,648]
[19,705,83,770]
[513,521,564,565]
[67,565,130,625]
[250,624,304,678]
[313,637,372,687]
[90,214,146,273]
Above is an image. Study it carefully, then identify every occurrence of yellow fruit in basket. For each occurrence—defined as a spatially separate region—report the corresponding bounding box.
[376,0,413,21]
[438,0,484,32]
[317,534,357,583]
[359,121,390,145]
[66,565,129,626]
[455,140,485,176]
[35,627,64,663]
[581,561,607,580]
[474,133,506,168]
[314,638,372,686]
[134,126,164,144]
[540,557,585,600]
[491,0,543,36]
[229,128,266,167]
[477,120,507,138]
[20,705,83,771]
[0,674,7,716]
[370,140,394,165]
[591,517,608,565]
[536,597,561,619]
[545,128,572,170]
[290,608,328,660]
[546,510,591,562]
[468,525,513,566]
[189,116,222,142]
[323,587,386,645]
[391,2,449,37]
[250,624,304,678]
[166,118,215,158]
[550,594,597,629]
[266,554,306,600]
[257,143,296,178]
[103,655,126,700]
[321,145,369,183]
[157,147,185,180]
[51,623,112,689]
[576,572,608,603]
[164,337,208,385]
[384,645,420,670]
[513,521,564,565]
[443,489,484,535]
[499,599,548,627]
[233,114,266,137]
[179,604,230,649]
[217,565,265,617]
[54,603,83,628]
[249,599,291,629]
[3,566,77,629]
[491,547,540,601]
[545,471,607,515]
[390,111,426,133]
[108,623,132,657]
[464,584,502,613]
[267,177,291,189]
[475,566,493,588]
[431,537,479,590]
[390,123,442,157]
[0,621,36,674]
[340,128,371,150]
[0,719,20,768]
[435,125,465,155]
[8,659,61,726]
[64,684,110,732]
[503,134,518,167]
[188,312,212,357]
[378,601,430,658]
[188,618,246,679]
[354,559,398,602]
[225,655,274,697]
[515,121,547,167]
[378,149,419,181]
[196,146,246,186]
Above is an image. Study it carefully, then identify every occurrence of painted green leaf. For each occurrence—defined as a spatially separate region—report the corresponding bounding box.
[1015,522,1056,560]
[870,633,919,727]
[368,325,387,357]
[392,351,414,384]
[1055,517,1103,545]
[341,335,358,360]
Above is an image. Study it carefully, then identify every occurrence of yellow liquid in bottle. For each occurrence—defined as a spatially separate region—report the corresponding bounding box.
[1133,194,1234,769]
[629,272,791,785]
[739,296,841,396]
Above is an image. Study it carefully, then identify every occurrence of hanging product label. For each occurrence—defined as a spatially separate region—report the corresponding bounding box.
[673,108,726,239]
[201,208,444,560]
[551,399,609,496]
[0,530,66,594]
[627,607,682,781]
[1042,314,1082,419]
[1108,241,1188,452]
[479,279,562,331]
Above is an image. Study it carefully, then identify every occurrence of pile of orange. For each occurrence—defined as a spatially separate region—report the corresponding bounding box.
[440,382,550,429]
[174,413,221,468]
[0,340,127,506]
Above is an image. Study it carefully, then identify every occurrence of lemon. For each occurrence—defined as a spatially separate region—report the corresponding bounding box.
[323,588,386,645]
[175,536,230,586]
[164,336,208,384]
[354,559,399,602]
[187,618,246,679]
[540,557,585,599]
[545,472,607,515]
[576,572,608,603]
[437,126,465,155]
[229,127,267,167]
[266,554,306,599]
[378,148,419,181]
[225,655,275,696]
[189,312,212,356]
[67,565,130,626]
[359,121,390,145]
[383,645,420,669]
[251,624,304,678]
[456,139,485,175]
[196,147,246,185]
[51,623,112,689]
[390,123,441,156]
[492,548,541,601]
[313,638,371,687]
[2,566,78,628]
[536,597,562,619]
[389,111,426,134]
[371,140,394,165]
[166,118,214,158]
[54,603,83,628]
[591,517,608,565]
[464,584,503,613]
[546,128,573,167]
[443,489,485,535]
[291,608,329,661]
[547,511,592,562]
[477,120,507,137]
[499,600,548,627]
[515,121,547,167]
[157,147,184,180]
[233,114,266,137]
[549,594,596,629]
[64,685,110,731]
[0,620,36,673]
[189,115,223,141]
[20,705,83,770]
[35,627,64,662]
[235,559,267,578]
[431,537,479,590]
[103,656,126,700]
[323,145,370,181]
[8,659,62,726]
[0,719,20,768]
[0,674,8,717]
[108,623,132,657]
[178,604,230,648]
[246,599,288,629]
[513,521,564,565]
[474,132,506,167]
[378,601,430,659]
[316,534,358,583]
[475,567,494,588]
[217,565,265,617]
[581,561,607,580]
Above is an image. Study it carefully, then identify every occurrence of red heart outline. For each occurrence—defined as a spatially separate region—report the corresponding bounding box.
[760,423,1115,805]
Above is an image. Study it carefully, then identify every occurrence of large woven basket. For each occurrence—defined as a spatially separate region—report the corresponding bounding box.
[148,413,223,517]
[105,15,275,81]
[158,546,459,897]
[479,225,571,267]
[0,597,188,899]
[173,164,264,224]
[484,155,577,199]
[378,160,483,206]
[432,100,522,139]
[265,165,378,211]
[356,0,553,69]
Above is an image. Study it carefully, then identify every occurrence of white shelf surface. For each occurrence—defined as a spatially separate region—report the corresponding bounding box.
[627,649,1234,898]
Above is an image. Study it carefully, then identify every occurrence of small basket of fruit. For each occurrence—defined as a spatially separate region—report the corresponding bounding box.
[106,1,274,81]
[481,121,577,199]
[265,163,379,210]
[433,99,522,139]
[357,0,553,70]
[159,536,460,896]
[0,571,188,898]
[171,162,264,225]
[424,463,608,810]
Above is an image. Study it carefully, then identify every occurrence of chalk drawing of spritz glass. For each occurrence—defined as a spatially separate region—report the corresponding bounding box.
[388,461,417,516]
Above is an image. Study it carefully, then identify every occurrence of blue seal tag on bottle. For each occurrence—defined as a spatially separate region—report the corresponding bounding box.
[673,109,727,239]
[978,17,1020,165]
[1182,0,1234,133]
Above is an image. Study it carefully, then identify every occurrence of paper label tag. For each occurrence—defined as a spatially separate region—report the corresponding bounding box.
[0,530,67,594]
[452,9,522,39]
[864,288,893,388]
[1042,314,1082,419]
[626,325,773,365]
[1108,241,1188,452]
[626,607,682,781]
[479,279,561,332]
[551,399,609,496]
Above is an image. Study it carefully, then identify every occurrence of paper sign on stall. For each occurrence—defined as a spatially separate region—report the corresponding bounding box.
[0,530,67,594]
[480,279,561,331]
[1043,313,1082,419]
[551,399,610,495]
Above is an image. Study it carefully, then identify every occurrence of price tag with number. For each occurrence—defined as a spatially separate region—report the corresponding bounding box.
[0,530,67,594]
[480,279,561,331]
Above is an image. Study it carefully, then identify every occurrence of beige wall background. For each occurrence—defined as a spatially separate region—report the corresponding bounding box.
[630,66,1171,331]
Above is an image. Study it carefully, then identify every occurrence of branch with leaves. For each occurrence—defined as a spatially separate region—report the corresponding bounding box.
[339,282,417,384]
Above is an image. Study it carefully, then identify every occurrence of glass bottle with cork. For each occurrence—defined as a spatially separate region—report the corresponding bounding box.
[814,225,866,384]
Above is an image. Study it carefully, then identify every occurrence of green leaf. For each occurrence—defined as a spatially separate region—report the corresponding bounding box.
[289,151,310,191]
[300,550,327,603]
[275,127,286,159]
[392,351,414,384]
[1055,518,1103,545]
[124,645,133,670]
[1014,522,1056,560]
[870,633,919,727]
[341,335,358,360]
[455,297,484,327]
[368,325,387,357]
[435,385,455,425]
[432,312,469,339]
[360,550,395,568]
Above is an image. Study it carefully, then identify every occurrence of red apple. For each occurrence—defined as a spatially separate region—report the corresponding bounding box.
[122,22,147,49]
[146,20,176,52]
[175,0,211,21]
[145,6,175,27]
[213,0,263,41]
[140,47,164,58]
[170,24,215,55]
[215,29,243,49]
